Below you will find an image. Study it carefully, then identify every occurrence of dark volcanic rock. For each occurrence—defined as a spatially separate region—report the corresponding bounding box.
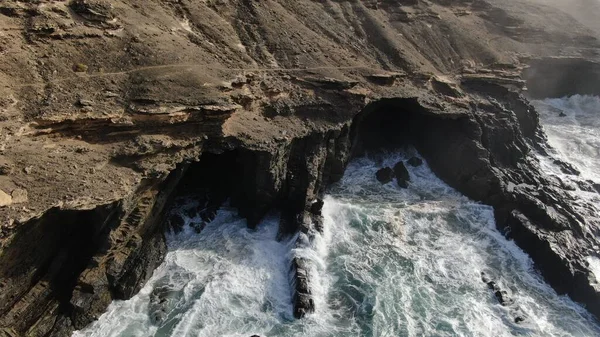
[309,199,325,215]
[291,257,315,319]
[553,159,580,176]
[482,273,514,306]
[407,157,424,167]
[393,161,410,188]
[2,0,600,335]
[376,167,394,184]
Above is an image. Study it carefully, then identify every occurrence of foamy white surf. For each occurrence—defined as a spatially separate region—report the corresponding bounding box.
[532,94,600,290]
[532,95,600,183]
[73,151,600,337]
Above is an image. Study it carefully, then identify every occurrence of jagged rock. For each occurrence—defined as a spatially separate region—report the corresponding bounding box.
[484,276,514,306]
[291,257,315,319]
[0,190,11,207]
[393,161,410,188]
[553,159,580,175]
[70,0,114,23]
[407,157,423,167]
[10,189,27,204]
[376,167,394,184]
[514,316,526,323]
[1,0,600,335]
[309,199,324,215]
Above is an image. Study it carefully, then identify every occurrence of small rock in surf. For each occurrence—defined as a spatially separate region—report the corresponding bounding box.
[407,157,423,167]
[393,161,410,188]
[376,167,394,184]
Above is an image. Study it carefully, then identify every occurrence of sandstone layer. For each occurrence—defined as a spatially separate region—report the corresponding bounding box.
[1,0,600,336]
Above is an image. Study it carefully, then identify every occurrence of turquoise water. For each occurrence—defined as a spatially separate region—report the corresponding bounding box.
[73,151,600,337]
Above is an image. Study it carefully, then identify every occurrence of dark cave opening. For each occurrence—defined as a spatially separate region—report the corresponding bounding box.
[166,150,245,232]
[175,150,243,208]
[350,98,428,157]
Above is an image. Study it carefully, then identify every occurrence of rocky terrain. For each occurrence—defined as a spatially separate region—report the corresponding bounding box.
[1,0,600,336]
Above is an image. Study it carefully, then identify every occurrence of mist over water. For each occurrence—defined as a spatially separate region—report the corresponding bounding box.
[73,148,600,337]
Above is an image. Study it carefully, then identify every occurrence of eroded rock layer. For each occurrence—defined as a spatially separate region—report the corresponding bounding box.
[1,0,600,336]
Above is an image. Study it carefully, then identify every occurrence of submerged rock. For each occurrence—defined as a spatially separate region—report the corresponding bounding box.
[482,272,514,306]
[553,159,580,176]
[393,161,410,188]
[407,157,423,167]
[376,167,394,184]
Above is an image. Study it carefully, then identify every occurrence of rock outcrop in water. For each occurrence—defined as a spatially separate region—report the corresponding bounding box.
[1,0,600,335]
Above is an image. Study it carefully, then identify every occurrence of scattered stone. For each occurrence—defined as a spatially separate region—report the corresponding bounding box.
[77,98,95,107]
[24,166,33,174]
[0,158,13,175]
[393,161,410,188]
[70,0,115,23]
[72,63,89,73]
[376,167,394,184]
[0,190,12,207]
[407,157,423,167]
[11,189,28,204]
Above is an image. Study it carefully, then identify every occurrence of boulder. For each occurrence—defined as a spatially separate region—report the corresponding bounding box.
[407,157,424,167]
[393,161,410,188]
[11,189,28,204]
[375,167,394,184]
[553,159,580,175]
[309,199,325,215]
[0,190,12,207]
[485,280,514,306]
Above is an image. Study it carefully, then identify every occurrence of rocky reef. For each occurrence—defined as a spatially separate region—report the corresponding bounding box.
[1,0,600,336]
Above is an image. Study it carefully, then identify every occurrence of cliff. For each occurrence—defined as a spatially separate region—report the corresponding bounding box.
[1,0,600,336]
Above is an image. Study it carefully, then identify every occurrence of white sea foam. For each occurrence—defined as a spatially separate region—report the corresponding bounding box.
[532,95,600,182]
[73,151,600,337]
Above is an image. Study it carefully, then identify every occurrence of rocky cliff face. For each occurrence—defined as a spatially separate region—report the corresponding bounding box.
[1,0,600,336]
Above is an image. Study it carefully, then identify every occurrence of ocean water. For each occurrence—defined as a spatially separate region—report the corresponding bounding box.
[531,95,600,283]
[531,95,600,183]
[72,149,600,337]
